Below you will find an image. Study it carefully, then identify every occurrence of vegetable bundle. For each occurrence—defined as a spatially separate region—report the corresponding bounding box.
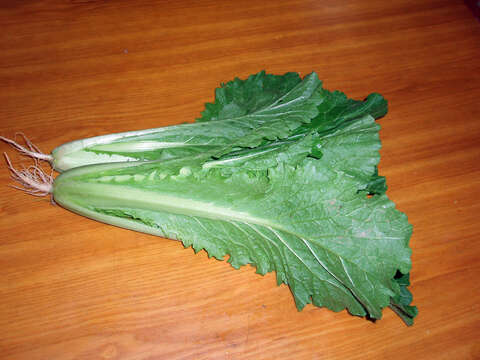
[2,71,417,325]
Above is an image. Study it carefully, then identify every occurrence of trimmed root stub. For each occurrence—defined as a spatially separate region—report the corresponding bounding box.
[3,153,53,197]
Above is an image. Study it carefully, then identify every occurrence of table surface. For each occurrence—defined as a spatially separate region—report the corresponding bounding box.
[1,1,479,359]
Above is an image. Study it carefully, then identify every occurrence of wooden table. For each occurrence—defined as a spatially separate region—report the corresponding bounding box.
[1,1,479,359]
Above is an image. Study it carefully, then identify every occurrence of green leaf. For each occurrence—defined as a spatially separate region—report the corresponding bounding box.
[202,91,388,171]
[362,167,388,195]
[197,71,304,122]
[390,272,418,326]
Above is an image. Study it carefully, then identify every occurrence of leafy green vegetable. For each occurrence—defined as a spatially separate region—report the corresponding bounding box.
[50,71,388,172]
[7,71,416,324]
[51,71,323,171]
[51,72,414,324]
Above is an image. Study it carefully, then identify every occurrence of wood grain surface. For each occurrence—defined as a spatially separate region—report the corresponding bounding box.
[1,0,479,359]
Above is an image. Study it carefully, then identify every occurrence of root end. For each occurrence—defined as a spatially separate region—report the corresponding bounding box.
[0,134,53,162]
[3,153,53,197]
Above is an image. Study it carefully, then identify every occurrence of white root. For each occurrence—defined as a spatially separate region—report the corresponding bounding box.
[3,153,53,197]
[0,134,53,162]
